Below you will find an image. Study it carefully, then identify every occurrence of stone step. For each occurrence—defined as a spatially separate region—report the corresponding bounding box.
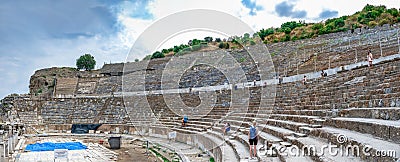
[268,114,321,124]
[258,132,283,144]
[235,134,281,162]
[312,126,400,162]
[299,127,314,135]
[263,119,310,132]
[309,124,322,128]
[293,132,307,138]
[312,119,326,125]
[258,124,296,139]
[228,138,251,161]
[294,136,364,162]
[279,141,292,147]
[160,121,210,130]
[326,117,400,143]
[202,133,240,162]
[338,107,400,120]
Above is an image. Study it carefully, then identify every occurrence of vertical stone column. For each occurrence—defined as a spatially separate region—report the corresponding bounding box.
[0,130,4,159]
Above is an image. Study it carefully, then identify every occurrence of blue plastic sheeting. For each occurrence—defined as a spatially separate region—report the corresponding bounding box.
[25,142,87,152]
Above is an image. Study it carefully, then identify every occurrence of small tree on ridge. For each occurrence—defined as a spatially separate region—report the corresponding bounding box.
[76,54,96,71]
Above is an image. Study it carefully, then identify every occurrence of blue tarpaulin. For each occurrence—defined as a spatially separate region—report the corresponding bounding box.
[25,142,87,152]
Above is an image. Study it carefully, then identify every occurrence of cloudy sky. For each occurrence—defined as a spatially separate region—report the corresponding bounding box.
[0,0,399,98]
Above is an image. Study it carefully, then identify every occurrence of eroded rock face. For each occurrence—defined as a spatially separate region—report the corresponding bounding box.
[29,67,99,97]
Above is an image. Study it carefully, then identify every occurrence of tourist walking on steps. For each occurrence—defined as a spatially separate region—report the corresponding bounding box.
[223,122,230,136]
[368,50,373,67]
[248,121,258,160]
[303,75,307,85]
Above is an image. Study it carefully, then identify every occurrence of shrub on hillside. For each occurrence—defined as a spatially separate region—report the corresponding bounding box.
[151,51,165,59]
[191,44,201,51]
[258,28,274,40]
[204,36,213,42]
[386,8,399,17]
[218,42,230,49]
[143,55,152,60]
[312,23,323,30]
[368,21,378,27]
[249,40,256,45]
[378,18,390,26]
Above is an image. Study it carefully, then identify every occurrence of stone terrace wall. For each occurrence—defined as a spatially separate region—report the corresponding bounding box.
[40,97,127,124]
[274,58,400,110]
[12,25,400,129]
[268,24,400,76]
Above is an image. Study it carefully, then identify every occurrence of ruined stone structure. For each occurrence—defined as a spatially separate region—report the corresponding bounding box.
[2,24,400,161]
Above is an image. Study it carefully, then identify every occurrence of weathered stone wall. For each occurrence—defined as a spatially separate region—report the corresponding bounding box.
[29,67,100,96]
[40,97,127,124]
[274,58,400,111]
[6,24,399,134]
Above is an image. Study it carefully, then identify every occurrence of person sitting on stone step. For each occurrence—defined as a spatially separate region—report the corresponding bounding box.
[223,122,231,136]
[320,70,327,77]
[181,115,188,127]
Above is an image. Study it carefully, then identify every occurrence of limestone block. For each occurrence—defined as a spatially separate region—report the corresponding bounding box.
[374,125,390,140]
[389,126,400,143]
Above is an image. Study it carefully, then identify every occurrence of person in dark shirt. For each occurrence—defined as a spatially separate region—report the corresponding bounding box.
[303,76,307,85]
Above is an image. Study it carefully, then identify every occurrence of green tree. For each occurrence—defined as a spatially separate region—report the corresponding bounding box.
[191,39,202,46]
[386,8,399,17]
[258,28,274,40]
[76,54,96,71]
[204,36,213,42]
[243,33,250,39]
[334,18,345,27]
[218,42,230,49]
[173,45,180,53]
[162,49,169,53]
[134,59,139,62]
[218,42,225,48]
[151,51,165,59]
[281,21,304,30]
[249,40,256,45]
[312,23,323,30]
[362,4,375,12]
[282,27,292,34]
